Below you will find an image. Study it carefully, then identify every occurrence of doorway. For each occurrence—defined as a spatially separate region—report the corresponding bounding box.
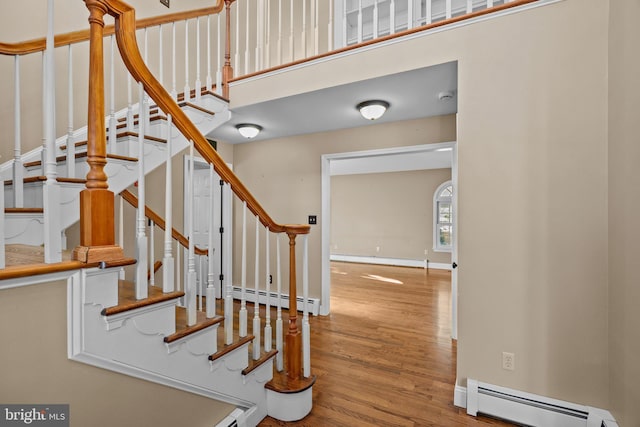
[321,142,458,339]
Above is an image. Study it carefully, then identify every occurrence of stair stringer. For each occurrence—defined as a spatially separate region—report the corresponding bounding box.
[67,267,269,427]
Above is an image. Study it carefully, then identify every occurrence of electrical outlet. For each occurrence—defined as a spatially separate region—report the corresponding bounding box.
[308,215,317,225]
[502,352,515,371]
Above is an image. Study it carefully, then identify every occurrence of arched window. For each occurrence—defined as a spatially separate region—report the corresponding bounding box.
[433,180,453,252]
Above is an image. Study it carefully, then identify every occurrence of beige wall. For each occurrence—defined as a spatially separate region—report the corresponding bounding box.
[231,115,456,289]
[229,0,610,410]
[0,280,233,427]
[331,169,452,264]
[608,0,640,425]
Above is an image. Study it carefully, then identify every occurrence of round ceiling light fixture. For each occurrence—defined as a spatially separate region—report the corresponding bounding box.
[235,123,262,139]
[356,100,390,121]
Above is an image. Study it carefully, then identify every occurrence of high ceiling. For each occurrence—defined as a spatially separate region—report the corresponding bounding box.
[206,61,458,146]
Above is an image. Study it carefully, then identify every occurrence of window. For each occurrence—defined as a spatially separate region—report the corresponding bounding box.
[433,180,453,252]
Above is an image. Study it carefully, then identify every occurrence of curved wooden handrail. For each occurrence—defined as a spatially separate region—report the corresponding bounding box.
[120,189,208,256]
[106,0,309,237]
[0,3,224,56]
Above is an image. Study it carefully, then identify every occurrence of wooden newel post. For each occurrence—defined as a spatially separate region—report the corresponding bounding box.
[285,231,302,380]
[73,0,125,264]
[222,0,234,99]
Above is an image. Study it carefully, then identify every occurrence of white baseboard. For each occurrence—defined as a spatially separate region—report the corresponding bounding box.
[459,379,618,427]
[232,286,320,316]
[330,254,451,270]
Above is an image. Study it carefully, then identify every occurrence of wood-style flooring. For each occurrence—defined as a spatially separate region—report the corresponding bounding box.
[258,262,514,426]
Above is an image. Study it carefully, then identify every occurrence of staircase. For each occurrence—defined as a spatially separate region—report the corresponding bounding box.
[0,1,314,425]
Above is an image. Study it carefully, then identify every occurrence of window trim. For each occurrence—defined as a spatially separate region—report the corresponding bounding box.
[433,180,453,253]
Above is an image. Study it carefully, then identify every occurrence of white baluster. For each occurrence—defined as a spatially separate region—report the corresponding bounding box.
[135,82,148,300]
[357,0,363,43]
[176,239,181,292]
[13,55,24,208]
[195,17,202,102]
[265,0,271,68]
[184,20,191,102]
[466,0,472,14]
[186,142,197,325]
[163,114,175,293]
[373,0,379,39]
[253,215,261,360]
[206,15,212,92]
[206,165,216,318]
[327,0,333,51]
[198,255,203,311]
[289,0,294,61]
[43,0,61,264]
[216,13,222,95]
[488,0,494,8]
[108,35,116,154]
[264,227,272,352]
[171,21,178,100]
[234,1,240,72]
[127,74,134,135]
[342,0,347,47]
[119,195,125,280]
[159,24,164,88]
[66,45,76,178]
[275,235,283,371]
[224,185,234,345]
[143,28,151,132]
[314,0,319,55]
[446,0,452,19]
[0,178,5,268]
[428,0,434,24]
[245,0,250,74]
[408,0,414,29]
[302,234,311,377]
[149,219,155,287]
[239,200,248,337]
[277,0,283,65]
[255,0,263,72]
[390,0,396,34]
[301,0,308,57]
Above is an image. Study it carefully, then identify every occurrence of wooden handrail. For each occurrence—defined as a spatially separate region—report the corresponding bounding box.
[104,0,309,237]
[0,4,224,56]
[120,189,208,256]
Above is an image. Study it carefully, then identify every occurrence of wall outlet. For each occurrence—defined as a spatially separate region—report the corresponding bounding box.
[502,352,515,371]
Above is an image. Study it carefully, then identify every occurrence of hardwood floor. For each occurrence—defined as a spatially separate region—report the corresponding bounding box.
[259,262,514,426]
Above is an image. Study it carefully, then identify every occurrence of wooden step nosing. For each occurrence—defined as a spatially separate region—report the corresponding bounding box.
[209,335,255,362]
[242,349,278,376]
[101,290,184,316]
[164,315,225,344]
[265,374,317,394]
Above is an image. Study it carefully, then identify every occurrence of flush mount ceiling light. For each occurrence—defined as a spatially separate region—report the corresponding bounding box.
[235,123,262,139]
[357,100,389,121]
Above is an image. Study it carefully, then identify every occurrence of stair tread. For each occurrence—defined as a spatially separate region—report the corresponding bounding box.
[23,152,138,168]
[209,334,254,362]
[265,371,316,394]
[164,307,224,343]
[5,207,44,214]
[242,349,278,376]
[101,280,184,316]
[4,176,87,186]
[177,101,216,117]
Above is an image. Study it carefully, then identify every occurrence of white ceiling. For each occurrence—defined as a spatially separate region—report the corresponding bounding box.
[206,61,458,145]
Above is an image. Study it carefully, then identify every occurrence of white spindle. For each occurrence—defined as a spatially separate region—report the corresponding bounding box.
[466,0,472,14]
[43,0,62,264]
[327,0,333,51]
[314,0,319,55]
[159,25,164,87]
[255,0,263,71]
[302,0,308,57]
[408,0,414,29]
[264,227,272,352]
[357,0,363,43]
[224,186,234,344]
[206,165,216,318]
[13,55,24,208]
[488,0,494,8]
[277,0,283,65]
[186,142,197,325]
[149,219,155,287]
[302,234,311,377]
[143,28,151,132]
[265,0,271,68]
[216,13,222,95]
[176,239,181,292]
[0,179,5,268]
[342,0,347,47]
[373,0,379,39]
[195,17,202,102]
[252,216,261,360]
[163,114,175,293]
[390,0,396,34]
[446,0,452,19]
[119,196,125,280]
[289,0,294,61]
[428,0,434,24]
[135,83,149,300]
[184,20,191,102]
[206,15,212,92]
[275,235,283,371]
[66,46,76,178]
[239,201,248,337]
[234,1,240,72]
[171,21,178,100]
[108,36,117,155]
[245,0,250,74]
[198,255,204,311]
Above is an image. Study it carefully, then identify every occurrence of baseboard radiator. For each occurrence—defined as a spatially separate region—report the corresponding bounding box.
[466,379,618,427]
[232,286,321,316]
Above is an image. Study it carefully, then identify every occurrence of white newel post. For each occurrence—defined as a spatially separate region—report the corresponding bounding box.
[206,165,216,318]
[163,115,175,293]
[239,201,248,337]
[186,143,197,325]
[42,0,62,264]
[67,45,76,178]
[275,235,283,371]
[13,55,24,208]
[302,234,311,378]
[252,216,261,360]
[264,227,272,352]
[135,83,148,300]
